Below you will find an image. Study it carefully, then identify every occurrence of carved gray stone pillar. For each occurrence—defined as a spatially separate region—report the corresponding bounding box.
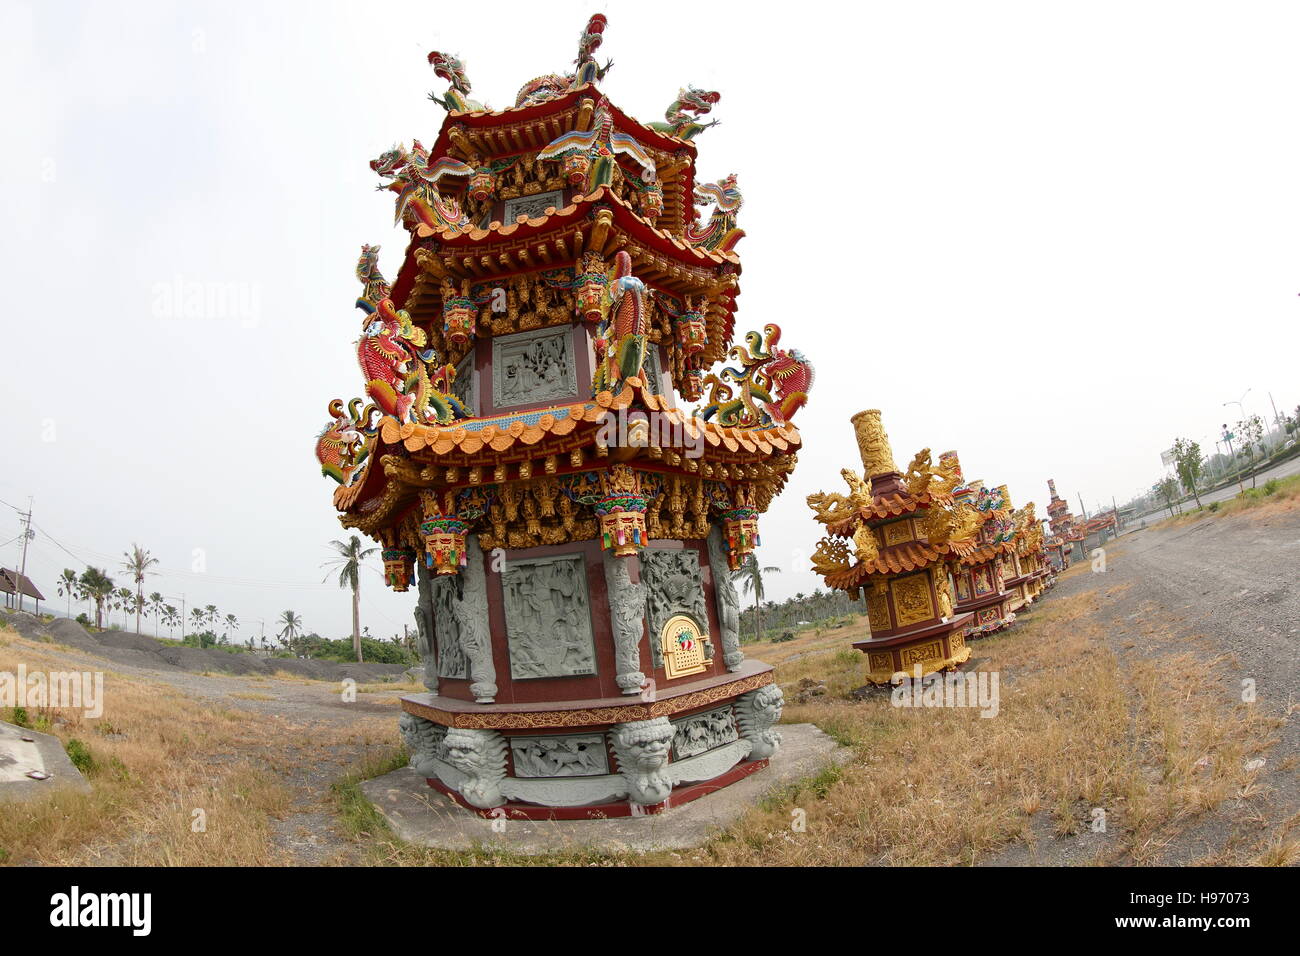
[736,684,784,759]
[610,717,674,805]
[453,538,497,703]
[443,727,508,808]
[413,561,438,693]
[707,527,745,671]
[603,552,647,694]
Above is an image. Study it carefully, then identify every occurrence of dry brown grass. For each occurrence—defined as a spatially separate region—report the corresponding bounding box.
[666,576,1280,867]
[0,629,393,865]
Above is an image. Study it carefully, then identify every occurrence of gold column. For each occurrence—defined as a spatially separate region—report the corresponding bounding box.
[850,409,899,479]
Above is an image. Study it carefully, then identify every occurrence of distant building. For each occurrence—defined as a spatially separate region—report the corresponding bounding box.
[0,568,45,611]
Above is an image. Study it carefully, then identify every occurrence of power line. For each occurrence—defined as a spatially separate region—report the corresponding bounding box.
[29,521,339,590]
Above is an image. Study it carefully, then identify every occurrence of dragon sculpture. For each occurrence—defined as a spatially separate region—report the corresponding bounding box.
[806,468,872,525]
[353,245,468,426]
[370,142,472,234]
[686,174,745,252]
[904,448,942,496]
[426,51,487,112]
[649,86,721,141]
[314,398,378,485]
[538,96,656,193]
[514,13,614,107]
[591,251,650,394]
[699,324,813,427]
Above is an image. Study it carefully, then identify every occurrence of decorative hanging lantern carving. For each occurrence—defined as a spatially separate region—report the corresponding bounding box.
[573,251,608,324]
[420,496,471,575]
[593,465,650,557]
[468,165,495,202]
[440,279,478,348]
[381,546,417,591]
[659,294,708,359]
[721,509,760,569]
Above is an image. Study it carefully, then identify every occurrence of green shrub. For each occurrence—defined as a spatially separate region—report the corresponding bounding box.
[65,738,96,774]
[1263,479,1280,496]
[10,706,29,728]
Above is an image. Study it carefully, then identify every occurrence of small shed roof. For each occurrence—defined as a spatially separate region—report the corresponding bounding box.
[0,569,45,601]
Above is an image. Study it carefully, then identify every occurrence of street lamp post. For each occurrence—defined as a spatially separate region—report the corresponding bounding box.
[1222,388,1251,494]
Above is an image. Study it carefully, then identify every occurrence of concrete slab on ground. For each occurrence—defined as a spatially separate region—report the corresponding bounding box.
[361,722,849,855]
[0,720,91,802]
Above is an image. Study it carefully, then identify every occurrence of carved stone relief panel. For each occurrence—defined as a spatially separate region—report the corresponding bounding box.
[453,351,476,416]
[503,189,566,223]
[492,326,578,409]
[671,705,739,760]
[641,546,708,670]
[502,554,597,680]
[431,574,469,679]
[509,733,610,778]
[642,343,663,393]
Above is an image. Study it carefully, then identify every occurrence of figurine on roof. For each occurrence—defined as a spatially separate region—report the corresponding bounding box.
[370,142,471,234]
[514,14,613,107]
[699,324,812,427]
[537,96,656,192]
[687,174,745,252]
[427,51,487,112]
[650,86,722,141]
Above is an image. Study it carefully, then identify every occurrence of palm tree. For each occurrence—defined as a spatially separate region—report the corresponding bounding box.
[114,587,135,630]
[120,543,160,634]
[162,604,180,638]
[56,568,80,617]
[223,613,239,644]
[189,607,206,638]
[322,535,378,662]
[203,604,219,629]
[78,567,114,629]
[147,592,165,636]
[277,610,303,656]
[731,554,781,643]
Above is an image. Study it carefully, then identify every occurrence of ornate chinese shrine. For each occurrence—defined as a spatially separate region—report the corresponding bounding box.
[808,411,980,684]
[314,15,812,819]
[989,484,1034,613]
[1014,502,1049,603]
[1045,478,1082,565]
[947,467,1019,638]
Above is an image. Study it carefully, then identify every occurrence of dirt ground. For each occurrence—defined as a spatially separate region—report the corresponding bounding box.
[1005,504,1299,864]
[1,498,1295,866]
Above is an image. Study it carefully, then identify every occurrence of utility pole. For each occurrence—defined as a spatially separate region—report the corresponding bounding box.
[1268,392,1282,451]
[1078,494,1090,521]
[15,499,33,613]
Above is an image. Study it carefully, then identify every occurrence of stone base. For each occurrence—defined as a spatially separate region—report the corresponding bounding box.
[361,723,849,854]
[425,756,769,820]
[0,720,91,802]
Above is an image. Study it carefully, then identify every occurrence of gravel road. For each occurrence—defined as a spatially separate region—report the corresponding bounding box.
[994,503,1299,864]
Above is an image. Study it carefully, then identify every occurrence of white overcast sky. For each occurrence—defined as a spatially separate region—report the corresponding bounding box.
[2,0,1297,636]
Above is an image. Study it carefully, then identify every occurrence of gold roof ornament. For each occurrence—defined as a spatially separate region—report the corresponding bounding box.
[850,409,898,482]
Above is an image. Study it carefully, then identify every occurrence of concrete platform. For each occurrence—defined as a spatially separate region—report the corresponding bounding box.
[361,723,849,855]
[0,720,91,802]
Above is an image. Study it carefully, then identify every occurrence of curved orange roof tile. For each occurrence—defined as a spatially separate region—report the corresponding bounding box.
[362,379,802,462]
